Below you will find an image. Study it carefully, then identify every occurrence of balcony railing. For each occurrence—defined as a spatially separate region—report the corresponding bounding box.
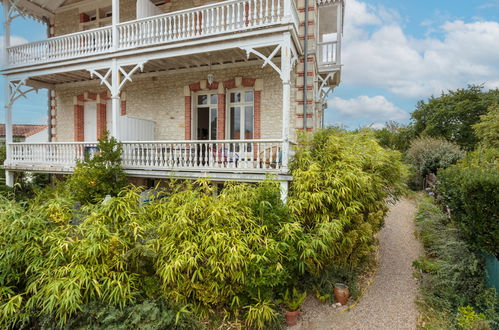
[317,41,339,68]
[7,140,285,172]
[7,0,298,67]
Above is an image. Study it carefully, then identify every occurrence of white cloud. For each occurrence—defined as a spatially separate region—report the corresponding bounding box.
[328,95,410,123]
[0,35,28,64]
[341,0,499,98]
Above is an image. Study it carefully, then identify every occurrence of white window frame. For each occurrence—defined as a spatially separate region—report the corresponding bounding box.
[226,88,255,141]
[193,92,218,140]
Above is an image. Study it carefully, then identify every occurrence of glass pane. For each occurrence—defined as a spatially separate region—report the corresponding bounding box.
[245,91,254,102]
[230,92,241,103]
[230,107,241,140]
[244,106,254,139]
[198,95,208,105]
[210,108,217,140]
[210,94,218,105]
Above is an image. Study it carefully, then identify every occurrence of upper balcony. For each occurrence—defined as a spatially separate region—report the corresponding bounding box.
[4,0,302,71]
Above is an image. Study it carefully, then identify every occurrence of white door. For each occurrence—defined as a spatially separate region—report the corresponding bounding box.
[84,101,97,142]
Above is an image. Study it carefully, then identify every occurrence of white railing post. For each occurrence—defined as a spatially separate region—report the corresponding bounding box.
[111,59,121,139]
[112,0,120,51]
[283,0,291,20]
[336,1,342,66]
[281,32,292,171]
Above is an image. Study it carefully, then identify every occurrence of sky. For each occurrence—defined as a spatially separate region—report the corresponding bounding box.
[0,1,499,128]
[326,0,499,129]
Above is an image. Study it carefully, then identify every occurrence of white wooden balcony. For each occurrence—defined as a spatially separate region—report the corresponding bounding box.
[5,140,287,177]
[317,40,340,72]
[7,0,299,68]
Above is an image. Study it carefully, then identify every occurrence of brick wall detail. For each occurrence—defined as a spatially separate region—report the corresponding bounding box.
[73,91,125,141]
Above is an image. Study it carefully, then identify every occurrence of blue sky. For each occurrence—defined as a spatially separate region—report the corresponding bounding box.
[1,1,499,128]
[327,0,499,129]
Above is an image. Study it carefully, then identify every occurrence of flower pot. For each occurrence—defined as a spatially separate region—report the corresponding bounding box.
[333,283,350,305]
[285,310,300,326]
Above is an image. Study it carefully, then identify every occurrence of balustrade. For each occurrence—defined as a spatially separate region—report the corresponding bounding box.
[7,140,284,172]
[7,0,297,66]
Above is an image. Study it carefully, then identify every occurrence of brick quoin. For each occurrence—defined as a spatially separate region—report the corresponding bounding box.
[74,104,84,141]
[254,91,262,140]
[96,103,107,139]
[217,94,226,140]
[184,96,192,139]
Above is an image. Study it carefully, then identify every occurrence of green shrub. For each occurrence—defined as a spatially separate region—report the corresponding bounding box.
[289,129,407,274]
[406,137,464,180]
[67,132,127,204]
[437,149,499,256]
[414,198,498,328]
[473,104,499,149]
[41,298,203,330]
[371,121,416,152]
[457,306,490,330]
[0,129,409,329]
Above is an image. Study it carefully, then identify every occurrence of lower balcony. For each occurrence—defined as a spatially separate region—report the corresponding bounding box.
[4,139,290,181]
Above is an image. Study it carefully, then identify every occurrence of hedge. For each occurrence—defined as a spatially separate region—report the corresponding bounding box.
[437,149,499,257]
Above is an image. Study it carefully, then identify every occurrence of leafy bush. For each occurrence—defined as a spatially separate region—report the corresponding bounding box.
[414,197,498,328]
[67,132,127,204]
[0,129,408,329]
[371,121,416,152]
[42,298,203,330]
[406,137,464,179]
[473,104,499,149]
[437,149,499,256]
[457,306,490,330]
[289,129,407,274]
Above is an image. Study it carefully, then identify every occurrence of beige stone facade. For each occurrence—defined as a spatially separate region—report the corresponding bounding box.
[51,0,327,142]
[54,65,289,142]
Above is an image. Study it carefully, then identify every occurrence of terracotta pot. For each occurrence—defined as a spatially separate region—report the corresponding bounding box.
[285,310,300,326]
[333,283,350,305]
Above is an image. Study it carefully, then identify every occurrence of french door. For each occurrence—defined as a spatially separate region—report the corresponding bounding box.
[194,93,217,140]
[227,90,254,155]
[227,90,254,141]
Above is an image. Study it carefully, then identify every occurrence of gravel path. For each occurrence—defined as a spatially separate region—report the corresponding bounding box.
[292,198,422,330]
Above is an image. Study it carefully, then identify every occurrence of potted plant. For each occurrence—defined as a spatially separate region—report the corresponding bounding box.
[282,288,307,326]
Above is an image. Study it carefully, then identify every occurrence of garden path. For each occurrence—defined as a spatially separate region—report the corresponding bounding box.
[292,198,422,330]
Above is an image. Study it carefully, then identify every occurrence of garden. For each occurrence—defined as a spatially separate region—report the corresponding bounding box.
[0,129,407,329]
[374,85,499,329]
[0,85,497,329]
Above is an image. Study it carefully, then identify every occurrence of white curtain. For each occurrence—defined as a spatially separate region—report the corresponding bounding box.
[136,0,162,19]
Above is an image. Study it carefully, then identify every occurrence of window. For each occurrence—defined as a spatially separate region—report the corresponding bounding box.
[195,93,218,140]
[228,90,254,140]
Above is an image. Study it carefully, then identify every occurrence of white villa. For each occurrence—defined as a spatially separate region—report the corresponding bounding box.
[1,0,343,196]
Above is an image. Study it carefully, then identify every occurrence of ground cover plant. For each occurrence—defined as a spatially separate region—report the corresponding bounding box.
[413,197,498,329]
[0,129,407,329]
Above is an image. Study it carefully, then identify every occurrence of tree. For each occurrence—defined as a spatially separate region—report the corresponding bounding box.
[371,121,416,152]
[473,103,499,149]
[411,86,499,150]
[67,132,127,204]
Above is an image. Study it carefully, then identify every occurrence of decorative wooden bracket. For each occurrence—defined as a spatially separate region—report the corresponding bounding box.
[240,41,298,82]
[7,79,39,107]
[88,61,147,96]
[316,72,334,104]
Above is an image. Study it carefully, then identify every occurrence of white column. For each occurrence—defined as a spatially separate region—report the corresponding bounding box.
[336,2,342,66]
[111,59,120,139]
[281,33,292,171]
[112,0,120,50]
[3,1,14,187]
[280,180,289,203]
